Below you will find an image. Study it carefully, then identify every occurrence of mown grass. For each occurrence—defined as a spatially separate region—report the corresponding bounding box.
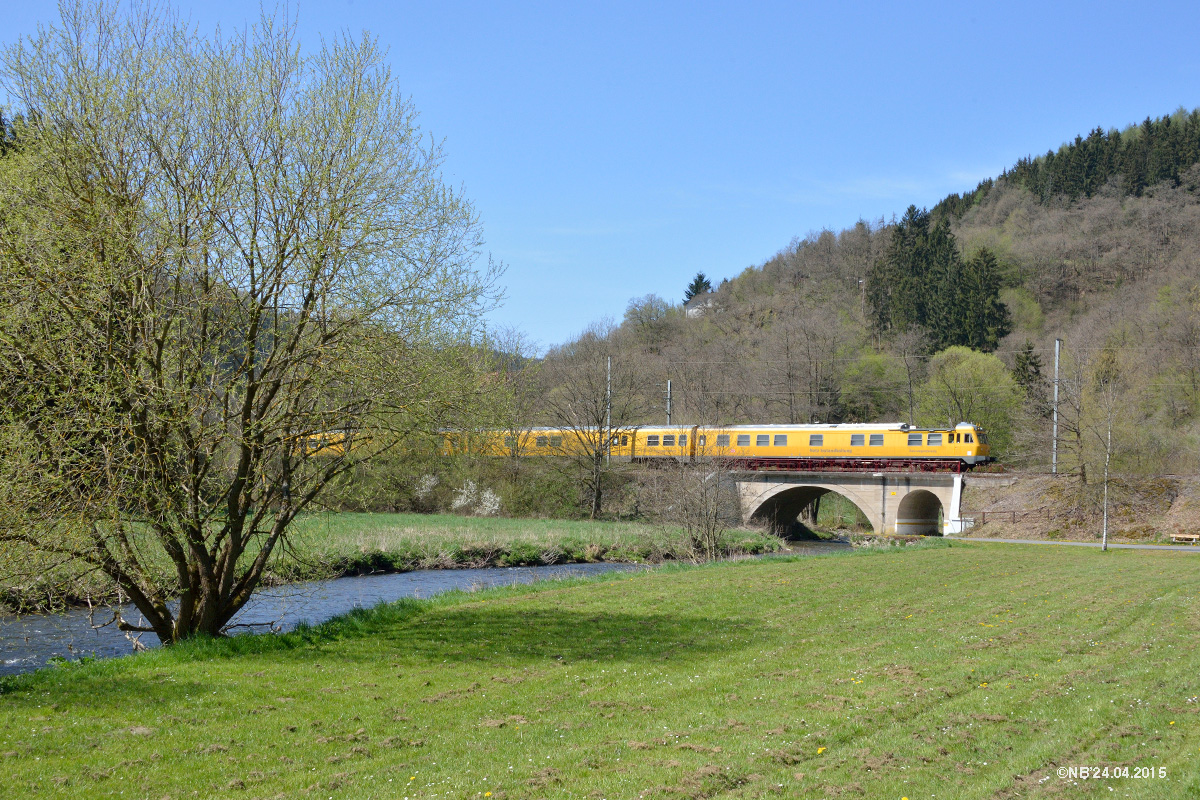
[2,542,1199,798]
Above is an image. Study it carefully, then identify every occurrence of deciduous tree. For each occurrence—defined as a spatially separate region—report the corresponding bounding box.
[0,2,499,642]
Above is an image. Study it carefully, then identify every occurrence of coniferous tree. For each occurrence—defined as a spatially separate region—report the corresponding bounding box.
[953,247,1012,352]
[684,272,712,303]
[1013,339,1049,415]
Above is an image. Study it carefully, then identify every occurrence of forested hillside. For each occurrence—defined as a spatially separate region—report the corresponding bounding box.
[531,108,1200,487]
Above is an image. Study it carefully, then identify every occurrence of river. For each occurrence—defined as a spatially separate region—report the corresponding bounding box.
[1,542,849,677]
[0,563,637,677]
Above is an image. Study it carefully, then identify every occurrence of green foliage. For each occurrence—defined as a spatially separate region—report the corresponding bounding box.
[840,353,906,421]
[1012,340,1048,413]
[916,346,1023,453]
[867,208,1010,351]
[1000,286,1043,332]
[684,271,713,302]
[935,107,1200,218]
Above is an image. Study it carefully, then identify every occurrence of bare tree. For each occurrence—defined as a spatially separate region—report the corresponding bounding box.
[645,459,742,562]
[539,322,645,518]
[0,3,498,642]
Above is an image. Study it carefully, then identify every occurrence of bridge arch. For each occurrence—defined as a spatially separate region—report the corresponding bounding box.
[895,489,942,535]
[745,482,877,535]
[736,471,963,536]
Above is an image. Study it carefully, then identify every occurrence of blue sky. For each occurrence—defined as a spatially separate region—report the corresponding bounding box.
[5,1,1199,349]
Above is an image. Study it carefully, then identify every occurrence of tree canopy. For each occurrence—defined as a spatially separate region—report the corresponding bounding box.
[866,206,1011,352]
[684,272,712,302]
[0,2,499,642]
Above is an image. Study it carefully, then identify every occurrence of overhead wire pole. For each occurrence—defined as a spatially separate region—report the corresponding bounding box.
[1052,338,1061,474]
[666,380,672,425]
[605,356,611,466]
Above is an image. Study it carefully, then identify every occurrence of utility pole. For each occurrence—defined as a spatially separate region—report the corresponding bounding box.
[1052,338,1061,474]
[666,380,672,425]
[605,356,611,466]
[1102,421,1111,551]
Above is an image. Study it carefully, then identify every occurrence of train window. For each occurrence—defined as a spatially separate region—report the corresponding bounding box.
[549,436,562,447]
[647,435,660,447]
[718,435,731,447]
[809,434,823,446]
[979,432,988,444]
[698,435,707,447]
[774,435,787,446]
[908,432,923,446]
[536,436,548,447]
[756,434,770,446]
[737,434,750,446]
[927,433,943,446]
[965,433,974,443]
[663,435,676,447]
[869,434,883,446]
[679,435,687,447]
[851,434,865,446]
[621,435,628,446]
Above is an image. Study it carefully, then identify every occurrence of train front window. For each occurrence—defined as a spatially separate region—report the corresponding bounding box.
[737,434,750,446]
[979,431,988,444]
[662,435,675,447]
[927,433,943,446]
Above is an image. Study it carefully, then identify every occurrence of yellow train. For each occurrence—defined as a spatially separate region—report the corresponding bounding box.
[462,422,992,471]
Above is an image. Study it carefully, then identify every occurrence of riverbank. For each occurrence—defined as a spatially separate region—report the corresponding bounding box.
[0,513,785,612]
[3,541,1198,798]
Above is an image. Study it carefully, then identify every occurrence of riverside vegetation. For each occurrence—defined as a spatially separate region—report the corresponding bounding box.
[0,513,784,613]
[2,542,1198,798]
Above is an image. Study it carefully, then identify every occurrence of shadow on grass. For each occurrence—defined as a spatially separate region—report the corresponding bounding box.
[1,586,760,699]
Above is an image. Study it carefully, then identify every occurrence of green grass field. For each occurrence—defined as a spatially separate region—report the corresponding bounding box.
[2,542,1198,798]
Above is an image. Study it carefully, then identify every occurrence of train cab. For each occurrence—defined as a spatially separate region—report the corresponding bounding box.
[949,422,991,465]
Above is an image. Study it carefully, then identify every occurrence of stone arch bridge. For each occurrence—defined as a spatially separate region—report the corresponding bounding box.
[735,470,966,535]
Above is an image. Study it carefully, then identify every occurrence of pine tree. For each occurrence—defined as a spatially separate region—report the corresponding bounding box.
[1013,339,1049,414]
[684,272,712,303]
[951,247,1011,352]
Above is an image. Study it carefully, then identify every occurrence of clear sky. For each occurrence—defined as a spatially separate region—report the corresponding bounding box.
[4,1,1199,350]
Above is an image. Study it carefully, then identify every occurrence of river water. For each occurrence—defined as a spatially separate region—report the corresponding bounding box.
[0,542,849,677]
[0,562,637,677]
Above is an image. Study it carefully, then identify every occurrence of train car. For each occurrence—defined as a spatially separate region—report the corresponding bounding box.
[682,422,990,470]
[441,421,992,471]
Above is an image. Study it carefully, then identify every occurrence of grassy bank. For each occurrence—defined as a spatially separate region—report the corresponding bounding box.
[3,542,1199,798]
[1,513,784,611]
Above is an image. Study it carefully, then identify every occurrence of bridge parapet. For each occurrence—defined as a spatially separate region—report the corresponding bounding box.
[735,470,964,536]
